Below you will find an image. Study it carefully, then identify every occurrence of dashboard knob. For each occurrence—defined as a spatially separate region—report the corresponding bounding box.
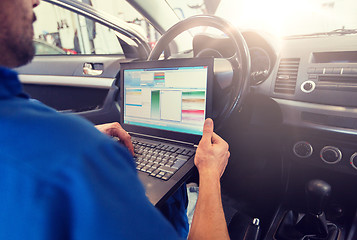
[301,80,316,93]
[320,146,342,164]
[293,141,313,158]
[350,152,357,170]
[303,82,313,91]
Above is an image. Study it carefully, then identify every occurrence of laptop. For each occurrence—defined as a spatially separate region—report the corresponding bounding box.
[119,58,214,207]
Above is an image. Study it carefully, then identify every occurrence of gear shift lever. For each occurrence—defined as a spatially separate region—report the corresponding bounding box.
[306,179,331,215]
[276,180,340,240]
[296,179,331,238]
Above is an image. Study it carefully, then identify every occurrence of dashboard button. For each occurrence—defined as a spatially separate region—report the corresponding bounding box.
[350,152,357,170]
[338,85,357,92]
[315,68,324,74]
[293,141,313,158]
[320,146,342,164]
[341,68,351,74]
[315,84,338,90]
[308,74,318,79]
[325,67,333,74]
[333,68,342,74]
[343,68,351,74]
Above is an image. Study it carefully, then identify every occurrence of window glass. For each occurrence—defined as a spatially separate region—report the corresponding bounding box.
[33,1,123,55]
[167,0,357,37]
[33,1,159,55]
[88,0,160,49]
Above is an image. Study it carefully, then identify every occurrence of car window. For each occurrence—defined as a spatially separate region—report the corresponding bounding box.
[33,39,67,55]
[167,0,357,37]
[33,1,159,56]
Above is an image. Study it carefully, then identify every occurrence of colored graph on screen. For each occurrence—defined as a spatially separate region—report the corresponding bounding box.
[151,90,160,119]
[154,72,165,86]
[125,88,142,106]
[182,91,205,123]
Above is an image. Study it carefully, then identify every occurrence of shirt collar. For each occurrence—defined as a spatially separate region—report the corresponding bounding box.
[0,66,29,99]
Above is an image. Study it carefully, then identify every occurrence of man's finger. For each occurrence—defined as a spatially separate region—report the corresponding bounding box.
[201,118,214,144]
[116,129,134,155]
[109,124,134,156]
[95,122,135,156]
[211,132,226,145]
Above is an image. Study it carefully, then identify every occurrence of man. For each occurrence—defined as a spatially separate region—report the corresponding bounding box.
[0,0,231,239]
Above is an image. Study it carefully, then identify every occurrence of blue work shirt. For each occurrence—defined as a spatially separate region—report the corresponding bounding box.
[0,66,185,240]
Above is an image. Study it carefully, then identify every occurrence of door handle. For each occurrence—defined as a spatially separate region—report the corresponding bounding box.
[83,63,103,76]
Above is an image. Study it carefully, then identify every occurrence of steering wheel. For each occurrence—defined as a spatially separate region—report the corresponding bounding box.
[148,15,251,129]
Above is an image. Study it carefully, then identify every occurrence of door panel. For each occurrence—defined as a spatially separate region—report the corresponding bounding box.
[16,56,128,78]
[22,84,109,112]
[17,55,132,125]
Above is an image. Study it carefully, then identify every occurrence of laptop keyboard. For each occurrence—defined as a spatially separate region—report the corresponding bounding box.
[133,139,195,181]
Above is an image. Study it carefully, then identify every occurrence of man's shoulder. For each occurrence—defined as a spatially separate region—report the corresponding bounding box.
[0,97,134,177]
[3,97,101,145]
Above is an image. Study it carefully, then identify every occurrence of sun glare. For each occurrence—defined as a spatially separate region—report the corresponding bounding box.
[217,0,336,37]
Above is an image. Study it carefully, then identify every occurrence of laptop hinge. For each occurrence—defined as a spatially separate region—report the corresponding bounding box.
[129,132,197,148]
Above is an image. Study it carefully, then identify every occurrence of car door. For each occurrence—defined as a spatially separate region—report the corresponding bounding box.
[16,0,155,125]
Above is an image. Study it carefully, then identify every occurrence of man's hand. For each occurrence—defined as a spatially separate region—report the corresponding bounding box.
[95,122,134,156]
[194,118,230,179]
[188,118,230,240]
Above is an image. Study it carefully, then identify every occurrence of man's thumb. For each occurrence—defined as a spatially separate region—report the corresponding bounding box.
[201,118,214,142]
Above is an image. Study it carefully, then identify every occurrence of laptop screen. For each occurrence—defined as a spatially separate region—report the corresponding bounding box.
[123,63,208,135]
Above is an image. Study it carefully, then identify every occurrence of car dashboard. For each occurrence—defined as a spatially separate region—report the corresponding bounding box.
[255,34,357,176]
[190,29,357,238]
[234,32,357,239]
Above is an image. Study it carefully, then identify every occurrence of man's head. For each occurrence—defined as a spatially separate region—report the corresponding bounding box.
[0,0,40,68]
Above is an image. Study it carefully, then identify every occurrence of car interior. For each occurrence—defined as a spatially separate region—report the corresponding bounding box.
[15,0,357,239]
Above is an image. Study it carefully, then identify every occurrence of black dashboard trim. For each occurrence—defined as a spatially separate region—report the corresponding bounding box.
[273,97,357,136]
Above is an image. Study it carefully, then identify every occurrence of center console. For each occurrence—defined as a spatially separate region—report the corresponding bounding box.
[263,129,357,240]
[275,180,341,240]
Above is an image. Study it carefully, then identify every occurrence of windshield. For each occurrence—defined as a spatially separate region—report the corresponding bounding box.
[166,0,357,37]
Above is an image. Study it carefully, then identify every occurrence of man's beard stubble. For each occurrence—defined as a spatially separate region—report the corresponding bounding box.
[12,13,37,67]
[12,39,35,67]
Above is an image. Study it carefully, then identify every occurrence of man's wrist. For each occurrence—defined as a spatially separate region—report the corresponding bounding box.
[198,169,221,181]
[199,172,222,188]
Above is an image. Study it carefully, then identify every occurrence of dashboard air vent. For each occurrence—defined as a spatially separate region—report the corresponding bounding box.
[274,58,300,95]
